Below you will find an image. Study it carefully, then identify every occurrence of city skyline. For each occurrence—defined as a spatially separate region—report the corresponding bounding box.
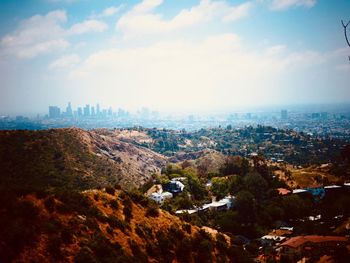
[1,0,350,115]
[26,101,350,119]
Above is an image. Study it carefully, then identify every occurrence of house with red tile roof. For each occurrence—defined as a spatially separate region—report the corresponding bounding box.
[278,235,348,261]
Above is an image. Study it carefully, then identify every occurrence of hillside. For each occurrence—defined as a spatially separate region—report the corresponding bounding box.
[0,128,250,263]
[0,186,249,263]
[0,128,167,191]
[273,164,341,189]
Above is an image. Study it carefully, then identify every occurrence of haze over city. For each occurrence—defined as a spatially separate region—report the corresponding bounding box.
[1,0,350,116]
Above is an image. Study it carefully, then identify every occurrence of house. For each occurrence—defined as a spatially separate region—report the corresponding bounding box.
[278,235,348,261]
[277,188,291,196]
[305,185,325,199]
[146,184,163,197]
[175,209,198,215]
[163,180,185,194]
[150,191,173,204]
[292,189,310,198]
[261,235,286,247]
[260,229,292,250]
[175,196,234,214]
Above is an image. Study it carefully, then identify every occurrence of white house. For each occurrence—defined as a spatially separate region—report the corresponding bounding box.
[175,196,234,214]
[150,191,173,204]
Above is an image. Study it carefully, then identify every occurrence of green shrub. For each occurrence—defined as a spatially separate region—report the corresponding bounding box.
[182,223,191,234]
[105,186,115,196]
[122,198,133,222]
[129,239,148,263]
[43,218,62,233]
[135,225,145,238]
[74,247,97,263]
[156,229,174,259]
[61,227,74,244]
[216,233,228,252]
[169,224,184,241]
[176,237,192,263]
[110,199,119,210]
[196,239,213,263]
[145,203,159,217]
[44,196,56,213]
[129,190,149,207]
[106,226,114,235]
[107,216,129,233]
[47,235,63,259]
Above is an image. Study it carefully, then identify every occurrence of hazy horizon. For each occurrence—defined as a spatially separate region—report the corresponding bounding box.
[1,0,350,116]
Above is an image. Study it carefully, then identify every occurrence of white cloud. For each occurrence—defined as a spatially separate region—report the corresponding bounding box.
[1,10,107,58]
[0,10,68,58]
[49,54,80,69]
[101,6,122,17]
[91,5,124,18]
[132,0,163,14]
[67,20,108,35]
[116,0,253,38]
[222,2,253,22]
[70,34,327,110]
[270,0,317,11]
[20,39,70,58]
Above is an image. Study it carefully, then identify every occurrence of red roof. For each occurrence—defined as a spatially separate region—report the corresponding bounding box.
[280,236,348,248]
[277,188,291,195]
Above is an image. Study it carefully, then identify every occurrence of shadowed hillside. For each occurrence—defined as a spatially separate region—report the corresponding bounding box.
[0,128,167,191]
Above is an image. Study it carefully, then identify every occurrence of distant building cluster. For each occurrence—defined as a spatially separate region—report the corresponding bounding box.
[48,102,135,119]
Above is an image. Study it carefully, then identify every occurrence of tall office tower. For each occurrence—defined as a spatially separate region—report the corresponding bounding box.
[108,107,113,116]
[66,102,73,117]
[91,106,95,116]
[77,107,83,117]
[84,104,90,117]
[49,106,61,118]
[320,112,328,120]
[312,113,320,119]
[281,110,288,120]
[96,103,100,116]
[118,108,124,117]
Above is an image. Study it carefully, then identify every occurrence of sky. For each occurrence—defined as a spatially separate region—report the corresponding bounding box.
[0,0,350,115]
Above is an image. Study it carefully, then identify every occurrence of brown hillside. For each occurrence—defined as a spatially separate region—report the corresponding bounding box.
[0,128,167,190]
[1,188,237,263]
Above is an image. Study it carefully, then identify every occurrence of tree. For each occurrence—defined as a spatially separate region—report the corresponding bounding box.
[281,195,312,220]
[211,177,229,199]
[184,171,207,201]
[243,172,268,199]
[235,190,256,223]
[341,20,350,47]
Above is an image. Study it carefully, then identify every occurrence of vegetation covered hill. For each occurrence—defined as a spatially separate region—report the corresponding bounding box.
[0,128,166,191]
[0,187,249,263]
[0,128,250,263]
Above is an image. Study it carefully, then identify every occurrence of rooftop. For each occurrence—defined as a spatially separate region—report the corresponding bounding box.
[277,188,291,195]
[280,236,348,248]
[324,185,342,189]
[292,189,308,194]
